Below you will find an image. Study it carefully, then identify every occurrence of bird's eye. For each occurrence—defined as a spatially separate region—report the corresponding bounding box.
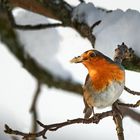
[90,53,95,57]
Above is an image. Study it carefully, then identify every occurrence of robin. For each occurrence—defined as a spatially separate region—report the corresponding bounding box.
[70,50,125,118]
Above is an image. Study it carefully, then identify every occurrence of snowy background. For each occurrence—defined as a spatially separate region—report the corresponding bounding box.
[0,0,140,140]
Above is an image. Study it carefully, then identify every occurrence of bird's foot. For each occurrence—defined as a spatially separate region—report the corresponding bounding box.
[112,101,123,119]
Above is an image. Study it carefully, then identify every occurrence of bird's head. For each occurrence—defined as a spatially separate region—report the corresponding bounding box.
[70,50,101,64]
[70,49,118,72]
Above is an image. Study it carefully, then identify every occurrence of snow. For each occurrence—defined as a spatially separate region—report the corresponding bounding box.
[94,9,140,58]
[13,9,71,80]
[0,0,140,140]
[72,3,106,26]
[72,2,140,59]
[86,0,140,11]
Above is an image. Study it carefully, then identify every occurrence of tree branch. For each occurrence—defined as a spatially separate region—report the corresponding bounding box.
[4,0,140,70]
[12,23,63,30]
[7,0,96,47]
[118,100,140,108]
[8,10,64,30]
[0,6,83,95]
[30,81,41,137]
[112,103,124,140]
[4,110,113,139]
[120,106,140,123]
[124,86,140,96]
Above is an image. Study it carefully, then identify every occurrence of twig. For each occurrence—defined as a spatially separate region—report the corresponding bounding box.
[7,10,64,30]
[30,81,41,139]
[4,110,113,139]
[30,81,41,113]
[118,100,140,108]
[124,86,140,96]
[13,23,64,30]
[91,20,101,30]
[120,106,140,123]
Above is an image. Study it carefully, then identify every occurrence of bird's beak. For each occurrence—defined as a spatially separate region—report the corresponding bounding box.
[70,56,83,63]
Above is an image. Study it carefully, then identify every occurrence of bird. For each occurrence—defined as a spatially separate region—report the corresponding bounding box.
[70,50,125,118]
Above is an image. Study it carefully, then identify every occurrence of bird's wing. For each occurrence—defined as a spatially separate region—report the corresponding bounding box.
[83,74,94,118]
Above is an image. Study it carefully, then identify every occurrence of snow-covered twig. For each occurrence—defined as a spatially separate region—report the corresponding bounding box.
[8,10,63,30]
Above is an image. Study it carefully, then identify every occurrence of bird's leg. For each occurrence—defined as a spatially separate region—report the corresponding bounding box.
[112,101,124,140]
[112,101,123,119]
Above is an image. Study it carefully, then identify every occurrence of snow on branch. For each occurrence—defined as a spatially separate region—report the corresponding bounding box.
[8,10,64,30]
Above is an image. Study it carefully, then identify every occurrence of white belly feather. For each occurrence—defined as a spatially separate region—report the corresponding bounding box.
[93,81,124,108]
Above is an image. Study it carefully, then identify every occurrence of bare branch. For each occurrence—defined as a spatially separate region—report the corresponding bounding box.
[0,6,83,95]
[13,23,63,30]
[30,81,41,136]
[120,106,140,123]
[113,106,124,140]
[124,86,140,96]
[91,20,101,30]
[118,100,140,108]
[7,10,64,30]
[30,81,41,113]
[4,110,113,139]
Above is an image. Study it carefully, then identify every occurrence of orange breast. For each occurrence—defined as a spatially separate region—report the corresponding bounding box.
[83,57,125,92]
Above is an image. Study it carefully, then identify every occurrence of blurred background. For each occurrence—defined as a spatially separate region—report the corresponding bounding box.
[0,0,140,139]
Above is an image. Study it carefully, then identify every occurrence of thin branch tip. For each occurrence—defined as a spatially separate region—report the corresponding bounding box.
[4,124,11,133]
[124,86,140,96]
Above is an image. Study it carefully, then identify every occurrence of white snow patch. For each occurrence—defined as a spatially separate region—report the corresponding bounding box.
[72,3,106,27]
[72,3,140,59]
[13,9,71,80]
[94,9,140,58]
